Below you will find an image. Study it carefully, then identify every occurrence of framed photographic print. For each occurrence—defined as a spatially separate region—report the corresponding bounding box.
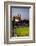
[4,1,35,44]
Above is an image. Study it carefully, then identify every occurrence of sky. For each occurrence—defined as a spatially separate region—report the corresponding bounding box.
[12,7,29,20]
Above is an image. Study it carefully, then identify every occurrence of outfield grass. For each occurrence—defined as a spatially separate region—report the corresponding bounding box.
[16,26,29,36]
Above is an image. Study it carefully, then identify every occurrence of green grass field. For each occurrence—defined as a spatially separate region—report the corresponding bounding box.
[16,26,29,37]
